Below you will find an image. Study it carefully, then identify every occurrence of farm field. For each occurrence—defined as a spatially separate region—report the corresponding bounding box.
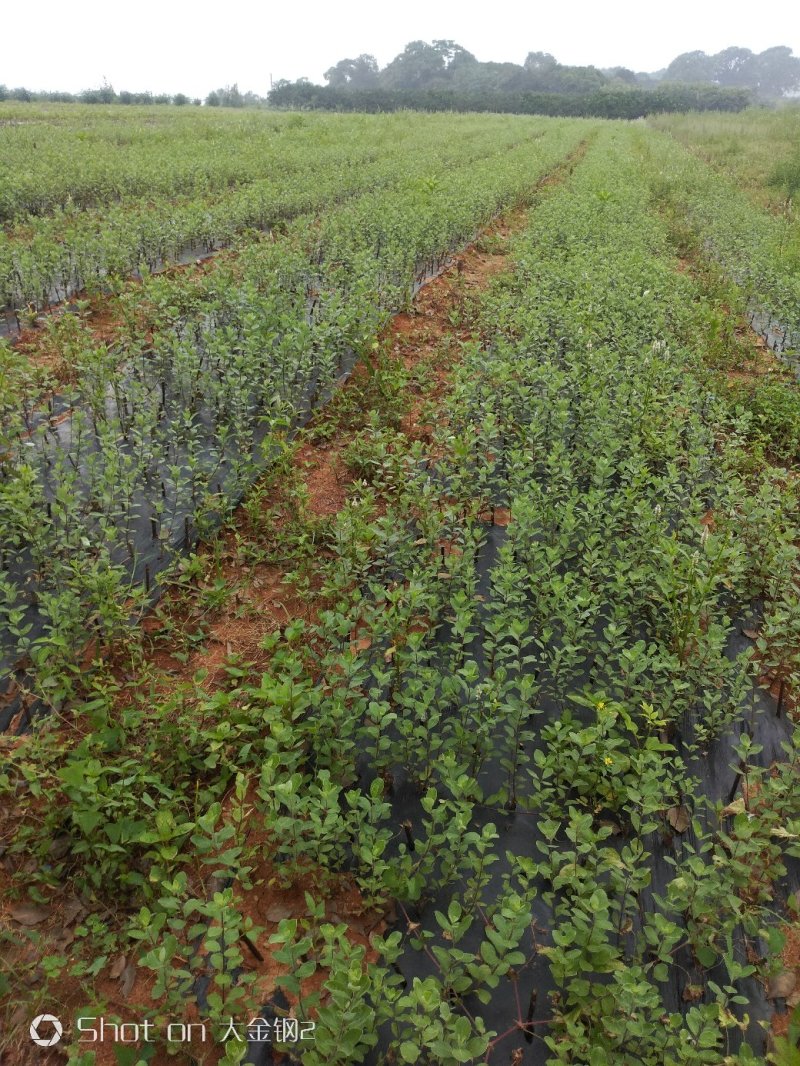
[648,108,800,213]
[0,105,800,1066]
[648,108,800,285]
[0,107,572,323]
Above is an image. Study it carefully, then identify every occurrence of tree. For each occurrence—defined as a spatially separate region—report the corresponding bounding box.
[713,46,756,87]
[380,41,448,89]
[205,84,245,107]
[431,40,476,68]
[80,82,116,104]
[606,67,638,86]
[545,65,607,94]
[753,46,800,98]
[663,50,714,83]
[451,60,527,92]
[222,83,245,107]
[324,54,379,89]
[664,45,800,97]
[524,51,557,73]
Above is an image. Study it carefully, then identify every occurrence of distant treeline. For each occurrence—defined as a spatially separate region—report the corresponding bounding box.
[3,40,797,113]
[268,83,752,119]
[309,40,800,100]
[0,83,270,109]
[265,39,793,118]
[663,46,800,98]
[0,85,202,106]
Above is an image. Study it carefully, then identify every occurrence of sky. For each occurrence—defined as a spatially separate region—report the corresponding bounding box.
[3,0,798,97]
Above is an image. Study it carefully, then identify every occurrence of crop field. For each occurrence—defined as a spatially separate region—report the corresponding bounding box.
[0,104,799,1065]
[649,108,800,212]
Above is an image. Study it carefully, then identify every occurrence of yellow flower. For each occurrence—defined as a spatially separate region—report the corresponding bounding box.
[603,756,613,766]
[596,700,606,711]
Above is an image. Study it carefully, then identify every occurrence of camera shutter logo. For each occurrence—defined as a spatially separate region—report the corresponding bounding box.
[30,1014,63,1047]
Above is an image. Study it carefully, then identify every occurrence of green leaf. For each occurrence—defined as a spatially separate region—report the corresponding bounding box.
[696,945,717,968]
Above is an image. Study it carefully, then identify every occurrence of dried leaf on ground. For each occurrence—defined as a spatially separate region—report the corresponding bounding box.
[9,904,49,926]
[666,806,691,833]
[767,971,797,1000]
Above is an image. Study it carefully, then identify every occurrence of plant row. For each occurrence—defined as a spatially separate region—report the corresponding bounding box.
[0,107,534,221]
[639,126,800,357]
[0,113,561,316]
[0,122,588,712]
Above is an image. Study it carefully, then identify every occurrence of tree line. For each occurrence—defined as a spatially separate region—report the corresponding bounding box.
[663,46,800,98]
[267,82,752,119]
[308,40,800,100]
[0,82,279,108]
[0,82,272,108]
[3,42,798,112]
[264,40,798,118]
[0,84,202,106]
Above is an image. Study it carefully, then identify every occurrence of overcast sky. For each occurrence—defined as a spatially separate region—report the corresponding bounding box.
[3,0,798,97]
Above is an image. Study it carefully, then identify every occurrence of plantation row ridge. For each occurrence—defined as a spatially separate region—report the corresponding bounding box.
[0,124,591,728]
[0,113,569,326]
[1,100,800,1066]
